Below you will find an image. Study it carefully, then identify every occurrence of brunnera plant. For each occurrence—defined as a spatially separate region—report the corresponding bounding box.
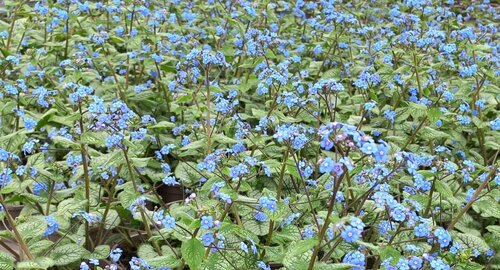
[0,0,499,270]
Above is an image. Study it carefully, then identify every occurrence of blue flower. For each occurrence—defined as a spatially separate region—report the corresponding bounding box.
[383,110,397,123]
[292,134,309,150]
[374,144,389,162]
[80,262,90,270]
[43,215,59,237]
[434,227,451,248]
[229,163,249,178]
[320,136,334,150]
[459,64,478,77]
[332,162,344,175]
[162,215,176,229]
[129,257,152,270]
[450,242,463,255]
[105,133,124,149]
[162,176,180,186]
[414,224,429,237]
[72,211,101,225]
[408,256,422,269]
[490,118,500,130]
[24,118,37,130]
[341,225,361,243]
[319,157,335,174]
[201,216,214,230]
[255,211,268,222]
[390,204,407,222]
[342,251,365,269]
[240,242,248,253]
[202,232,214,246]
[22,140,36,155]
[109,248,122,262]
[115,26,125,36]
[360,142,377,155]
[258,196,277,212]
[181,136,191,147]
[33,182,47,195]
[350,217,365,230]
[313,45,323,56]
[257,261,271,270]
[430,258,450,270]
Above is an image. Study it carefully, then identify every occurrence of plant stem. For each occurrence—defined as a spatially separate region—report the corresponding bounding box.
[261,147,290,259]
[413,52,423,99]
[447,165,497,231]
[424,177,435,216]
[78,102,92,250]
[307,174,343,270]
[0,194,34,260]
[205,67,212,154]
[122,148,163,255]
[96,166,122,244]
[401,115,427,151]
[5,1,22,52]
[63,4,70,59]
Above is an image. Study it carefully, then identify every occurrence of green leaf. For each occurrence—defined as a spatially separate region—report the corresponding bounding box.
[283,239,317,269]
[213,134,238,145]
[50,243,87,266]
[131,157,151,168]
[486,225,500,234]
[420,126,450,140]
[484,140,500,151]
[138,244,157,259]
[175,162,203,186]
[91,245,110,260]
[407,102,427,119]
[81,131,107,145]
[35,108,58,129]
[57,198,86,219]
[148,256,182,268]
[0,130,27,151]
[472,199,500,219]
[288,238,318,257]
[17,219,45,240]
[150,121,176,129]
[201,253,233,270]
[102,209,121,230]
[28,240,54,254]
[0,251,14,270]
[118,186,139,209]
[427,107,442,123]
[242,219,270,236]
[434,180,453,198]
[321,263,359,270]
[180,139,207,151]
[452,232,490,252]
[181,239,205,270]
[137,244,181,267]
[380,246,400,264]
[16,257,54,269]
[454,213,481,236]
[16,262,43,269]
[0,179,17,194]
[53,136,79,148]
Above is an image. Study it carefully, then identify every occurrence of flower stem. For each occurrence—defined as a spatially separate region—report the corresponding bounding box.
[447,165,497,231]
[78,102,92,250]
[0,194,34,261]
